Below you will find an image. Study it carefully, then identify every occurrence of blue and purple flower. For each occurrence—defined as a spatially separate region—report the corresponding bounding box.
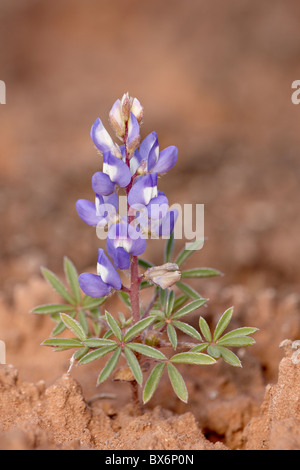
[78,249,122,298]
[107,221,147,270]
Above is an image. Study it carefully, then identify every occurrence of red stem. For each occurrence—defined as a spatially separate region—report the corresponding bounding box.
[123,121,140,324]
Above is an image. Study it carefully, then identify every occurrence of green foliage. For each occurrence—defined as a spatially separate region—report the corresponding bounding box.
[32,243,258,405]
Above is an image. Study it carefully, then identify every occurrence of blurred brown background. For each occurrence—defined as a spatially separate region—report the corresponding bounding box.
[1,0,300,296]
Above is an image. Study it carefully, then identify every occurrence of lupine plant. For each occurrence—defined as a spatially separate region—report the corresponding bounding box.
[31,93,258,406]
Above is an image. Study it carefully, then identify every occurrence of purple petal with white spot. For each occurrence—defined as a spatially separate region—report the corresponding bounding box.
[97,249,122,290]
[78,273,112,298]
[128,173,158,207]
[103,152,131,188]
[92,172,116,196]
[139,132,158,163]
[127,112,140,149]
[130,149,142,175]
[90,118,115,153]
[151,146,178,174]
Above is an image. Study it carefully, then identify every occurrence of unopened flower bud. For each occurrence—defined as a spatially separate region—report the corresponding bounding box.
[127,112,140,154]
[144,263,181,289]
[109,99,125,138]
[121,92,131,122]
[131,97,144,123]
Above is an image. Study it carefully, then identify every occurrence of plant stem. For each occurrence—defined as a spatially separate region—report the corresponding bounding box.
[130,255,140,324]
[123,118,143,411]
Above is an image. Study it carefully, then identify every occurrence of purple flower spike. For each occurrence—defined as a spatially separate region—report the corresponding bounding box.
[107,222,147,269]
[76,193,118,227]
[78,249,122,298]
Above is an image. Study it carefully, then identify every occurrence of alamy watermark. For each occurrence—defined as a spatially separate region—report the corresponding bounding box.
[95,198,205,250]
[291,80,300,105]
[0,80,6,104]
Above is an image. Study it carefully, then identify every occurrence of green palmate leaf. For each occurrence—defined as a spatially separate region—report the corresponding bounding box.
[181,268,222,279]
[124,316,155,342]
[97,347,122,384]
[118,291,131,308]
[172,321,202,341]
[127,343,167,360]
[167,323,177,349]
[172,298,207,320]
[217,327,259,342]
[164,232,175,263]
[199,317,212,342]
[213,307,234,342]
[190,343,209,353]
[124,347,143,385]
[78,309,89,335]
[83,338,116,348]
[64,257,81,305]
[217,336,256,347]
[105,311,122,341]
[167,363,188,403]
[82,295,107,310]
[218,346,242,367]
[176,281,202,300]
[207,345,222,359]
[143,363,165,404]
[175,238,204,267]
[172,295,188,312]
[31,304,75,315]
[170,352,216,365]
[60,313,87,342]
[41,267,75,305]
[138,258,154,269]
[42,338,82,348]
[79,344,118,365]
[166,290,175,318]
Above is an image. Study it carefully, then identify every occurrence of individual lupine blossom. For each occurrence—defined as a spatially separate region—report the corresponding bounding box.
[106,220,147,270]
[75,192,119,228]
[76,93,179,297]
[130,131,178,176]
[78,249,122,297]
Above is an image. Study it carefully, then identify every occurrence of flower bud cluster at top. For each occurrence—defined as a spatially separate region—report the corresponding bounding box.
[76,93,179,298]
